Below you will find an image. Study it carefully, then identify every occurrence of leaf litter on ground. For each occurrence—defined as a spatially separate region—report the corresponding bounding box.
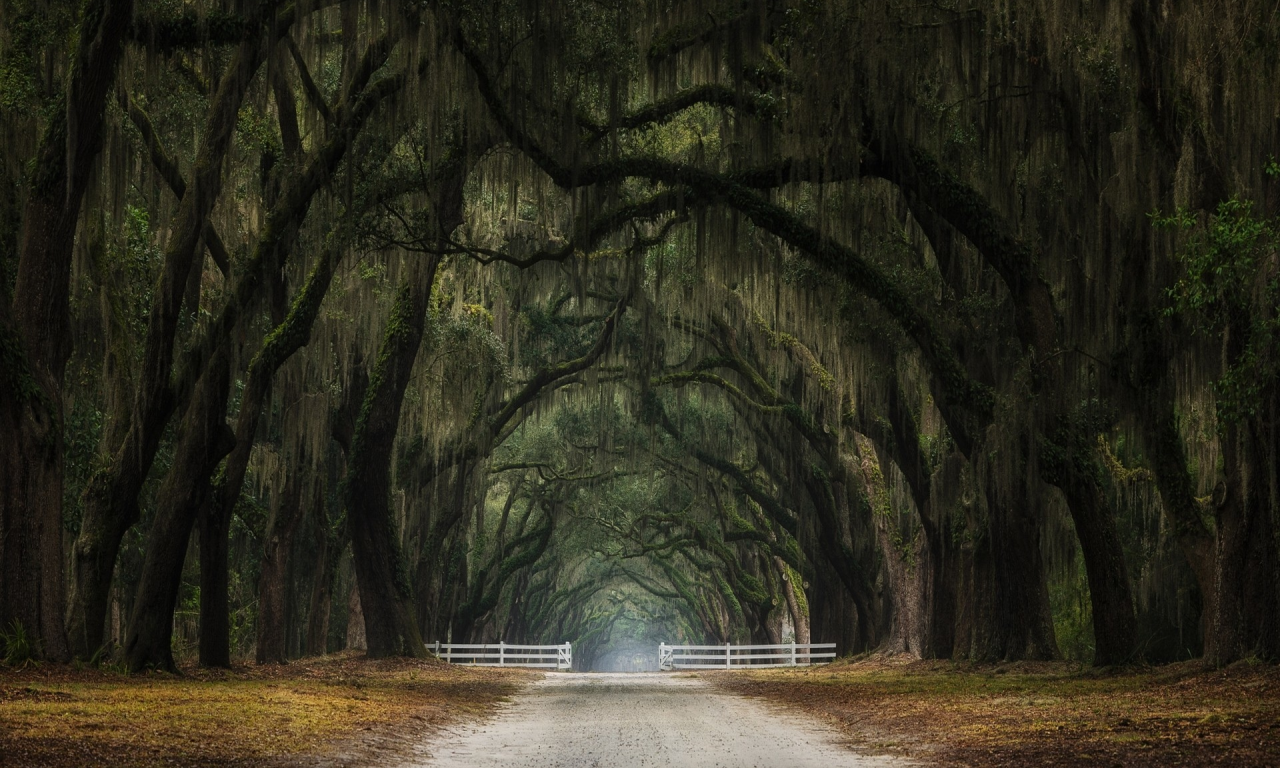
[706,654,1280,767]
[0,650,536,767]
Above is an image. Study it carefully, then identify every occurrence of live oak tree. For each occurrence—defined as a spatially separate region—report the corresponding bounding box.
[1,0,1276,671]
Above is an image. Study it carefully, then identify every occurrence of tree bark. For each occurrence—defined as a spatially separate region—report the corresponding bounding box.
[197,495,232,667]
[304,511,342,655]
[123,353,234,672]
[1039,431,1138,666]
[257,470,309,664]
[67,22,271,660]
[950,439,1058,662]
[345,577,366,651]
[774,556,810,645]
[1,0,134,663]
[1211,407,1280,664]
[344,258,440,658]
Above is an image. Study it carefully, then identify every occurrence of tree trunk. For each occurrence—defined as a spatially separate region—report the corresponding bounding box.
[257,470,308,664]
[123,354,234,672]
[1211,412,1280,664]
[197,496,232,667]
[775,556,810,644]
[344,259,439,659]
[341,136,468,659]
[305,546,335,655]
[305,495,343,656]
[415,462,476,641]
[67,26,269,660]
[0,377,68,662]
[1,0,134,663]
[1039,431,1138,666]
[345,578,366,651]
[959,442,1058,662]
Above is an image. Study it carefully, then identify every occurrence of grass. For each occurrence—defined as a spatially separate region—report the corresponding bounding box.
[706,655,1280,766]
[0,651,536,767]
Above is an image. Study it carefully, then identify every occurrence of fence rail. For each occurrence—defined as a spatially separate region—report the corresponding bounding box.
[658,642,836,670]
[433,641,572,670]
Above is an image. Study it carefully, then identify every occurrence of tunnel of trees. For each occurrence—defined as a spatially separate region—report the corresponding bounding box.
[1,0,1277,674]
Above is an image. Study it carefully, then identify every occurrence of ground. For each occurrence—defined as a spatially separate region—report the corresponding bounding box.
[708,655,1280,767]
[0,651,534,767]
[3,654,1279,766]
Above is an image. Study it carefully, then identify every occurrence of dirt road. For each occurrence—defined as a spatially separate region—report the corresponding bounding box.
[411,672,909,767]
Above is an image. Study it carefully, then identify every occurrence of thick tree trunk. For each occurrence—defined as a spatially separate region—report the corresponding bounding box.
[257,471,309,664]
[123,354,234,672]
[0,380,67,662]
[1040,432,1138,666]
[857,375,960,659]
[197,496,232,667]
[1,0,134,663]
[345,258,441,658]
[851,434,923,655]
[304,527,337,656]
[963,443,1058,662]
[1059,474,1137,666]
[918,514,957,658]
[1211,412,1280,664]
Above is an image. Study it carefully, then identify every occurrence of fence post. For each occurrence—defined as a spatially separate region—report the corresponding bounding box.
[790,641,796,666]
[435,640,441,660]
[499,640,505,666]
[726,642,732,669]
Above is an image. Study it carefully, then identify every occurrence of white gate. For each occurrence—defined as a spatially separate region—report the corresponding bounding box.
[658,642,836,670]
[433,641,572,670]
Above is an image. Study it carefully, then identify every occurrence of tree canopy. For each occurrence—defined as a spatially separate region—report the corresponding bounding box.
[1,0,1277,672]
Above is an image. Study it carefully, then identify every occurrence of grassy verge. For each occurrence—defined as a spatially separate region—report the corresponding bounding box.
[0,651,536,767]
[707,656,1280,766]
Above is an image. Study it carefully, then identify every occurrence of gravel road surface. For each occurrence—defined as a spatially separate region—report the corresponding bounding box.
[411,672,909,767]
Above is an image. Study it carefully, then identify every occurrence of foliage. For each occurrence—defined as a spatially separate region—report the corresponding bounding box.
[1158,198,1280,425]
[1048,551,1094,664]
[0,619,38,667]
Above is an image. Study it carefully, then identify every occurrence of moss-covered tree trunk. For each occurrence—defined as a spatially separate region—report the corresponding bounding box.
[1040,431,1138,666]
[0,0,133,663]
[200,243,346,666]
[774,556,810,645]
[344,256,441,658]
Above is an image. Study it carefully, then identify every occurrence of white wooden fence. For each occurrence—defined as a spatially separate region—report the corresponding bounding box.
[433,641,572,670]
[658,642,836,670]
